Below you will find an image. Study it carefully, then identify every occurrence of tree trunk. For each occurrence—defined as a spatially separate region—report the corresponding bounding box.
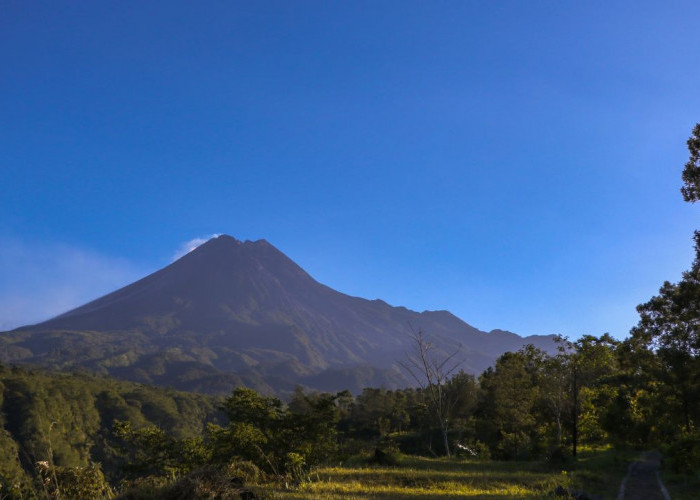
[572,369,578,458]
[556,414,562,446]
[441,425,451,458]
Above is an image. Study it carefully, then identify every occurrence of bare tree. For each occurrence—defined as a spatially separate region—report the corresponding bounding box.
[399,328,462,457]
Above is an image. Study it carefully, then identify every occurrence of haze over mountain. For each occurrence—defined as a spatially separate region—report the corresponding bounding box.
[0,235,555,395]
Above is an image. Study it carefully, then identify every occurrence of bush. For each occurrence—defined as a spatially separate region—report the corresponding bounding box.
[226,460,262,484]
[115,466,261,500]
[472,441,492,461]
[370,439,401,466]
[283,452,308,486]
[665,430,700,474]
[0,475,35,500]
[497,431,532,460]
[36,461,113,500]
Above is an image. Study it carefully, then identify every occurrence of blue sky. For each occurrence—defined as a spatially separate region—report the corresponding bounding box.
[1,1,699,338]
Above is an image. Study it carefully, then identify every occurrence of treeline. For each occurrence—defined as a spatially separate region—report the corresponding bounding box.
[1,320,698,498]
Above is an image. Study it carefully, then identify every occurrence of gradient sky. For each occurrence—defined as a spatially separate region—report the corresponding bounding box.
[2,1,700,338]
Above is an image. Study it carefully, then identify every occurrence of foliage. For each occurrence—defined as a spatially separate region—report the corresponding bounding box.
[0,363,221,492]
[208,387,341,475]
[36,461,113,499]
[113,421,210,478]
[477,347,541,459]
[114,465,259,500]
[615,123,700,468]
[680,123,700,202]
[664,427,700,474]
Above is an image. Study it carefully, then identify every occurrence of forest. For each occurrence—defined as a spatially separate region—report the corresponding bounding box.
[0,325,698,498]
[1,125,700,499]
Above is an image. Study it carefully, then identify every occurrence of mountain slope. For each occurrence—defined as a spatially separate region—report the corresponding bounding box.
[0,235,555,395]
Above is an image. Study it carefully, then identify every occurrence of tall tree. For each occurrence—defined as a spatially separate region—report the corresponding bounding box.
[539,339,571,449]
[631,123,700,433]
[567,334,618,456]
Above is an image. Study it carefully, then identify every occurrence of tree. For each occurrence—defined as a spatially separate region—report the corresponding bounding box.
[632,270,700,431]
[680,123,700,202]
[209,386,342,475]
[567,334,618,456]
[631,123,700,434]
[476,347,541,459]
[539,340,570,449]
[445,370,478,431]
[400,329,462,457]
[284,389,341,465]
[113,421,209,477]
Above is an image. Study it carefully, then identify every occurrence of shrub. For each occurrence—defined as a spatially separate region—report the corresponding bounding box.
[370,439,401,466]
[665,429,700,474]
[284,453,308,486]
[36,461,113,499]
[115,466,261,500]
[226,460,262,484]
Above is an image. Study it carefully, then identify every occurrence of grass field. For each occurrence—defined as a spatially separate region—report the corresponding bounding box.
[259,447,636,499]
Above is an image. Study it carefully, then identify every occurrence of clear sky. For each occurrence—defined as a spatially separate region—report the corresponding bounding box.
[2,1,699,338]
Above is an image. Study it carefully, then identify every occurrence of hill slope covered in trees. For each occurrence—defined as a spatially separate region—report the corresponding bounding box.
[0,363,222,496]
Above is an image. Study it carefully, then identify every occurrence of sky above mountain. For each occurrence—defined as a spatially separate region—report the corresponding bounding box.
[2,1,700,338]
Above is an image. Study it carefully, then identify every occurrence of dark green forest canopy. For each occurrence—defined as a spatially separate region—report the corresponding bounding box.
[0,363,223,491]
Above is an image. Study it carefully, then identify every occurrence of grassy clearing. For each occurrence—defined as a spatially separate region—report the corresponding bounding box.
[258,449,637,499]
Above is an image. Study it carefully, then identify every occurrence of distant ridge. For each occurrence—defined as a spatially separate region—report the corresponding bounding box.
[0,235,555,395]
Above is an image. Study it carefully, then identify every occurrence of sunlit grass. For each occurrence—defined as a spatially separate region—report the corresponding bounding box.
[256,447,642,499]
[262,455,574,499]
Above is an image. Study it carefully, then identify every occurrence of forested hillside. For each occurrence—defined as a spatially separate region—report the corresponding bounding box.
[0,364,223,497]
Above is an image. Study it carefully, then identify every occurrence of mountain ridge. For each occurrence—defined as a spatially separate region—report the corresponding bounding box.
[1,235,555,395]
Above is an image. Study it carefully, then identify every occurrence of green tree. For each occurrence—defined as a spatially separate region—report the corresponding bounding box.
[477,348,541,459]
[209,386,342,475]
[539,341,571,450]
[283,390,341,465]
[567,334,618,456]
[113,421,209,478]
[622,123,700,471]
[680,123,700,202]
[630,123,700,434]
[445,370,478,430]
[208,388,284,473]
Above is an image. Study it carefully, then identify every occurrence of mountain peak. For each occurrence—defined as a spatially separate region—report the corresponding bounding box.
[200,234,241,247]
[193,235,274,254]
[215,234,240,243]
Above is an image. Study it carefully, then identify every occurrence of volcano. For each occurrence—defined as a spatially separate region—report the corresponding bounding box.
[0,235,554,395]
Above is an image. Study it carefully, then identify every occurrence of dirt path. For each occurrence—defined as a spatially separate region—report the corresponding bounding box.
[616,451,670,500]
